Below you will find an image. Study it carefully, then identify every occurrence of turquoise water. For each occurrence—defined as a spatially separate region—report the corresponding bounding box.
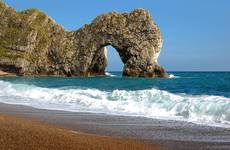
[0,72,230,127]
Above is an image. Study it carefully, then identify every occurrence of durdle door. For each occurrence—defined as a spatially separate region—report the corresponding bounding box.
[0,2,168,77]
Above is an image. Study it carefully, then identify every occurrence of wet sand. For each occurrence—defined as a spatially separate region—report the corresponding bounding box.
[0,103,230,150]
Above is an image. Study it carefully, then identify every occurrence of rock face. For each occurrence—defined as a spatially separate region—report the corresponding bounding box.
[0,2,168,77]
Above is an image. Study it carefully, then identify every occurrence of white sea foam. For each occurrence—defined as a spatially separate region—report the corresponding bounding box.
[0,80,230,127]
[105,72,116,77]
[169,74,179,78]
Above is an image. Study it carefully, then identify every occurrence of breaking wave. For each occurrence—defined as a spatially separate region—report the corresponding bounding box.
[105,72,117,77]
[169,74,180,78]
[0,80,229,127]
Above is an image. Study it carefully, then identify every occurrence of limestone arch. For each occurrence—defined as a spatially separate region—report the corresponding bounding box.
[75,9,168,77]
[0,2,168,78]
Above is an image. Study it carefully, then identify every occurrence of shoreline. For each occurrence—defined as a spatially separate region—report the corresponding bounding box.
[0,103,230,150]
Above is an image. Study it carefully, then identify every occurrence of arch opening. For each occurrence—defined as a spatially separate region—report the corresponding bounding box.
[87,44,124,76]
[105,45,124,74]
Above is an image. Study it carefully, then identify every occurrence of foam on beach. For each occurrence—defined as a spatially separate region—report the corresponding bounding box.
[0,80,230,127]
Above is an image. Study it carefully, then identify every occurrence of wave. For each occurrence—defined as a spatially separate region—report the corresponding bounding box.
[0,80,230,127]
[169,74,180,78]
[105,72,117,77]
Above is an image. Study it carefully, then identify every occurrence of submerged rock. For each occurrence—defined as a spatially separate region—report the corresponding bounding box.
[0,2,168,77]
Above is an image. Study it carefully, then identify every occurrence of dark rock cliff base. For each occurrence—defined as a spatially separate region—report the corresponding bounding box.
[0,2,168,77]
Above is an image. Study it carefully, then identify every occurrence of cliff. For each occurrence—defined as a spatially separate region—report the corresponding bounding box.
[0,2,168,77]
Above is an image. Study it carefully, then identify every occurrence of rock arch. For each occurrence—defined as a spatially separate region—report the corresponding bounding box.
[0,2,168,77]
[70,9,168,77]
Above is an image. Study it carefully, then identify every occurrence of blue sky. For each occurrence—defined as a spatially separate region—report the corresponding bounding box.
[5,0,230,71]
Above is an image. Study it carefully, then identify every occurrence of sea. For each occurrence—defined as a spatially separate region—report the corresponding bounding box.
[0,72,230,128]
